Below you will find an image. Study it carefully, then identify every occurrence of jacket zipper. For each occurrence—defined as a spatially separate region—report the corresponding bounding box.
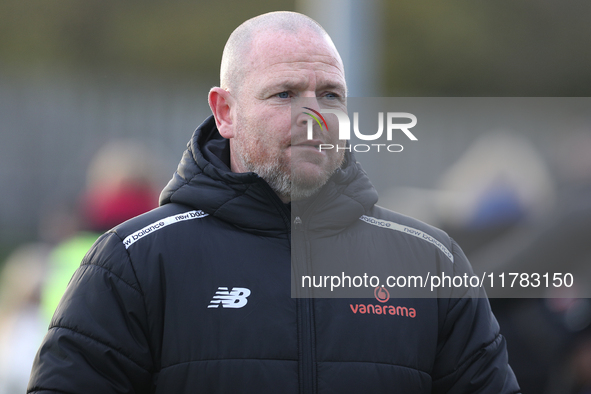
[257,178,318,393]
[292,215,317,394]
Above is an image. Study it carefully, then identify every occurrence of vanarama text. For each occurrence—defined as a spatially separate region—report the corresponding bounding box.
[350,303,416,318]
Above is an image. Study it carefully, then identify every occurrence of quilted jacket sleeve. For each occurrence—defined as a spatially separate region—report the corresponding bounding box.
[431,239,521,394]
[27,232,154,394]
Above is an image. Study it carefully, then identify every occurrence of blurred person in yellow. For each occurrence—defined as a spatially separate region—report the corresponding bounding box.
[41,141,160,321]
[0,244,49,394]
[28,11,520,394]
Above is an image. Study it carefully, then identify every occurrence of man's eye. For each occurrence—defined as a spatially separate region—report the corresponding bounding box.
[276,91,290,99]
[324,93,339,99]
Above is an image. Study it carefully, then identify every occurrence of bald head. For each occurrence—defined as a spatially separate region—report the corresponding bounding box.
[220,11,343,96]
[209,12,347,202]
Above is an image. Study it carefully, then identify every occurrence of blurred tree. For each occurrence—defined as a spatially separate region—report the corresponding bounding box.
[382,0,591,96]
[0,0,294,83]
[1,0,590,95]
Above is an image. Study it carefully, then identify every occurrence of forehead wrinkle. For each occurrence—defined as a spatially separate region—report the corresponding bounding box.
[267,72,309,82]
[261,70,345,97]
[264,71,345,93]
[239,31,346,97]
[256,52,342,70]
[258,61,345,84]
[258,60,343,75]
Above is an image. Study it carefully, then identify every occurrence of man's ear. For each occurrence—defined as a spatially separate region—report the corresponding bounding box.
[208,87,235,139]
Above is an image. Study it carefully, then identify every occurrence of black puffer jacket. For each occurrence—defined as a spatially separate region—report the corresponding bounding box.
[28,116,520,393]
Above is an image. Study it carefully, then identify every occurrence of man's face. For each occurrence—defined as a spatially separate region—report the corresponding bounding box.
[230,28,347,201]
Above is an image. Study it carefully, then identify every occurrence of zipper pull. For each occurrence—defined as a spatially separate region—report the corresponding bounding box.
[293,216,302,230]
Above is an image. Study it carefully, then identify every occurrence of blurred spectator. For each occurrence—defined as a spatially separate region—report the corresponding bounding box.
[382,130,591,392]
[435,131,555,231]
[40,140,161,321]
[567,331,591,394]
[381,131,555,255]
[0,244,50,394]
[471,131,591,394]
[470,131,591,294]
[0,140,162,393]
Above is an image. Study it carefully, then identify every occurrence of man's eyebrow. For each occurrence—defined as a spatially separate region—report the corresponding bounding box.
[317,81,347,94]
[264,80,308,93]
[263,80,346,95]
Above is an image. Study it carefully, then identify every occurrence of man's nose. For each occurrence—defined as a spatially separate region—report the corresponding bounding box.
[293,96,321,127]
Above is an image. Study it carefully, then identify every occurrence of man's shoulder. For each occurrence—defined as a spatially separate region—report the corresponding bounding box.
[77,204,213,280]
[363,205,451,243]
[111,203,211,250]
[360,205,456,264]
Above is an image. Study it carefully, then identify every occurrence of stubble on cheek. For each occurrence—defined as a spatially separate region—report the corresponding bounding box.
[230,111,346,201]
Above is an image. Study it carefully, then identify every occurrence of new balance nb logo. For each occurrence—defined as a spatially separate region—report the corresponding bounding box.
[207,287,251,308]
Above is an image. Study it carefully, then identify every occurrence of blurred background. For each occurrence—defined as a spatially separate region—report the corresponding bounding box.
[1,0,590,393]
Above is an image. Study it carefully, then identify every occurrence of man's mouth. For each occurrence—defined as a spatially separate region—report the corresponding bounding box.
[292,139,324,150]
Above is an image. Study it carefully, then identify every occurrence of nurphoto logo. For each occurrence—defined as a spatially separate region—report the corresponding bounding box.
[303,107,418,153]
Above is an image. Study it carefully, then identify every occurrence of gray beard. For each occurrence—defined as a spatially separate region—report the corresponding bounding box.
[232,110,344,201]
[240,152,339,201]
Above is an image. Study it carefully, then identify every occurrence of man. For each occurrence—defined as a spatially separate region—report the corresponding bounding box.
[28,11,520,393]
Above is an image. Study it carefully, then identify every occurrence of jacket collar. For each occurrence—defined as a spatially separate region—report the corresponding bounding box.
[160,115,378,236]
